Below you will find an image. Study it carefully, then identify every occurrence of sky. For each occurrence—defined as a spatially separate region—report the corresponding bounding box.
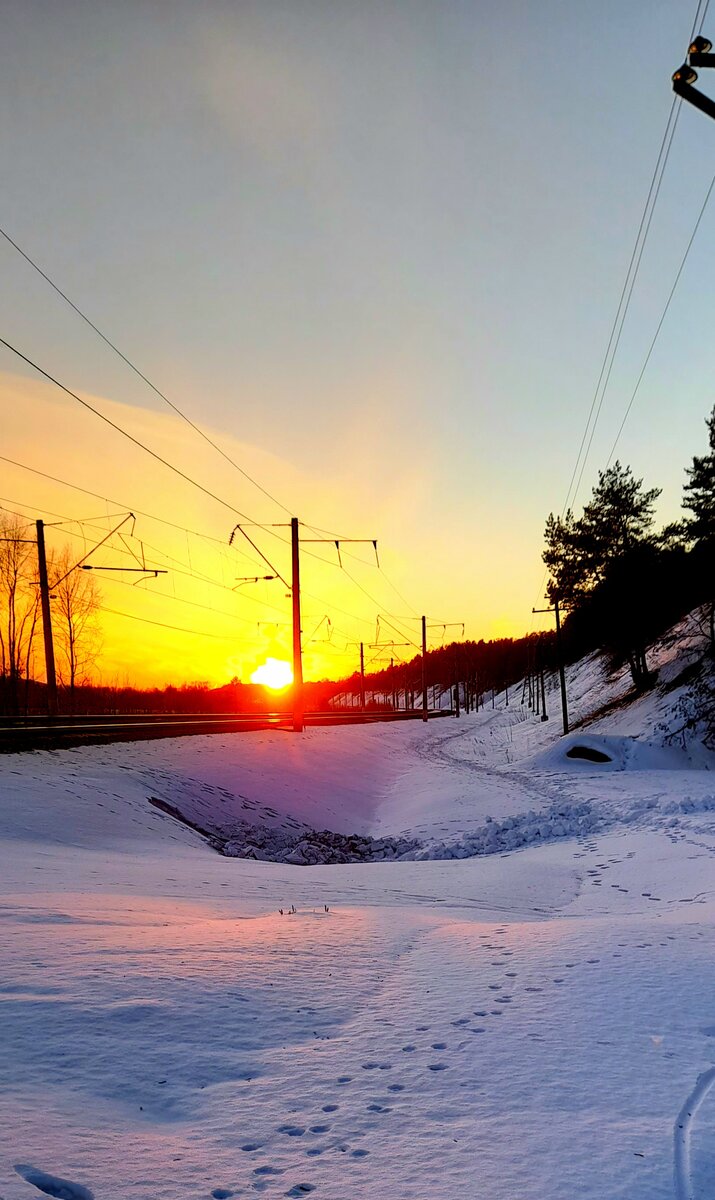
[1,0,714,686]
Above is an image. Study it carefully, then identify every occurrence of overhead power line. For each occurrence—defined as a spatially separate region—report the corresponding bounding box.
[532,0,708,625]
[561,0,710,516]
[98,605,249,641]
[0,225,292,517]
[0,338,252,519]
[563,98,681,515]
[0,337,290,584]
[606,169,715,464]
[0,455,265,567]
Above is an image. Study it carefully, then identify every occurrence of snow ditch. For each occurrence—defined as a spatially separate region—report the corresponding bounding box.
[150,795,601,865]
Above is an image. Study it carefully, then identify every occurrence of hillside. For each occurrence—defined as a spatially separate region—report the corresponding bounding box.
[0,608,714,1200]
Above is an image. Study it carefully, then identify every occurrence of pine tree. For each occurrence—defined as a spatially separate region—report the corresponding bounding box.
[683,405,715,649]
[543,463,662,690]
[683,405,715,546]
[577,462,660,583]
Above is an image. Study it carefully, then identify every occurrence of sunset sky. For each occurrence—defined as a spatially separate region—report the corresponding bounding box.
[2,0,714,686]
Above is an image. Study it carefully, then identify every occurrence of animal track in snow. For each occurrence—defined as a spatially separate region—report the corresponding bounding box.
[428,1063,448,1071]
[14,1165,94,1200]
[277,1125,306,1137]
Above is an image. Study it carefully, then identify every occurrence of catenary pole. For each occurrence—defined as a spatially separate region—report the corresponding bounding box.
[421,615,428,721]
[36,519,58,716]
[291,517,303,733]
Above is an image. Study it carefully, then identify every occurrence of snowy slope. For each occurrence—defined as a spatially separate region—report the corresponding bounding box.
[1,609,714,1200]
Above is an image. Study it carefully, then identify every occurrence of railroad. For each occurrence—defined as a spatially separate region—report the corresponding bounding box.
[0,708,452,753]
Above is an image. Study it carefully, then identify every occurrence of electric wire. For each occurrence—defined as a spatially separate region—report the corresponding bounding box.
[98,606,248,641]
[532,0,705,617]
[0,226,293,517]
[0,457,265,565]
[0,337,286,582]
[568,99,682,507]
[605,169,715,465]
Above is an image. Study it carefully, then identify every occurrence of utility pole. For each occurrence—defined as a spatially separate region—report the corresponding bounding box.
[533,597,569,735]
[540,667,548,722]
[291,517,303,733]
[421,615,428,721]
[359,642,366,711]
[36,520,58,716]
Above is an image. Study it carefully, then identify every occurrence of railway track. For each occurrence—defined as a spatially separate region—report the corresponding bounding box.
[0,708,452,752]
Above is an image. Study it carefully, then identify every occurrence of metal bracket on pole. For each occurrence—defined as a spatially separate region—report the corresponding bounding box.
[672,37,715,122]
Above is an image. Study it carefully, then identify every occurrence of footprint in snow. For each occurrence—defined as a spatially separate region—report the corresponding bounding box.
[277,1125,306,1137]
[322,1104,339,1112]
[14,1165,94,1200]
[285,1186,316,1197]
[428,1063,448,1071]
[431,1042,447,1050]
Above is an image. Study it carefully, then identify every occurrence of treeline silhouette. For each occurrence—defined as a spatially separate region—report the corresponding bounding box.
[3,405,711,717]
[0,677,350,717]
[542,403,714,690]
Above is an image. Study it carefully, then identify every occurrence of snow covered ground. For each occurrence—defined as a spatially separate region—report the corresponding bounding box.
[1,623,714,1200]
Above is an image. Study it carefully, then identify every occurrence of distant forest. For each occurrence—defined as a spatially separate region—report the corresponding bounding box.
[2,405,712,716]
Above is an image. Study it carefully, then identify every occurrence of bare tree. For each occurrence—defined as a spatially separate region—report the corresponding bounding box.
[50,549,102,703]
[0,514,41,712]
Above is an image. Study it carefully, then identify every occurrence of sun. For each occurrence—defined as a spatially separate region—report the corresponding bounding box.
[250,658,293,690]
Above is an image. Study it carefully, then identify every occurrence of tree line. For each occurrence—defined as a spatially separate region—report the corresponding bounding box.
[543,404,714,689]
[0,516,101,714]
[4,404,711,715]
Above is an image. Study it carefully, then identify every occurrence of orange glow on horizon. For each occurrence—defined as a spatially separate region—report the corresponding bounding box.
[250,658,293,690]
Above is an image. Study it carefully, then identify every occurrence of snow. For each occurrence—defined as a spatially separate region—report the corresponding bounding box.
[1,616,715,1199]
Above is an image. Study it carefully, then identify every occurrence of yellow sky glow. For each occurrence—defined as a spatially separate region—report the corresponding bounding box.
[0,371,552,687]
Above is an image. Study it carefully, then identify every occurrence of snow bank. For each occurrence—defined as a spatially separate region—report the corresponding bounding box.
[528,733,698,773]
[410,800,600,860]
